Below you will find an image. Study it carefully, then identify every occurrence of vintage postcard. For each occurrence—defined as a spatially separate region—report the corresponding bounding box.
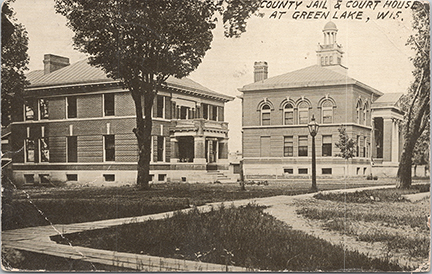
[2,0,430,272]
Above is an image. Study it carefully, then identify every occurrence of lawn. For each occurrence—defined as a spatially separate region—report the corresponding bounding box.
[2,178,397,230]
[296,184,430,268]
[51,204,404,272]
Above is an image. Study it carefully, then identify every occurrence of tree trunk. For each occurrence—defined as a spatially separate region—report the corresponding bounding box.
[132,86,155,190]
[396,137,416,189]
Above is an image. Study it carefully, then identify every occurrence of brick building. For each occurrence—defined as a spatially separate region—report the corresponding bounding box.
[239,22,404,178]
[10,54,234,186]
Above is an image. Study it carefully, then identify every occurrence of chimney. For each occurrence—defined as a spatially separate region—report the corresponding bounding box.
[43,54,70,75]
[254,61,268,82]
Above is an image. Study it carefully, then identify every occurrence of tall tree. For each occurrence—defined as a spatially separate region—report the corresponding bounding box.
[397,1,430,189]
[411,129,429,177]
[55,0,260,189]
[1,0,29,127]
[335,126,356,177]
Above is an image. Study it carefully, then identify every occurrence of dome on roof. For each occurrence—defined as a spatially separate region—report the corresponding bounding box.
[324,21,337,31]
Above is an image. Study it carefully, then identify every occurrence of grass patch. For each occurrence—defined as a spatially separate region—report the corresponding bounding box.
[313,184,430,203]
[3,180,394,230]
[52,204,404,272]
[296,186,430,266]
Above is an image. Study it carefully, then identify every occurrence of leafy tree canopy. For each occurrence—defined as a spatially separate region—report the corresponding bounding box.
[54,0,260,188]
[335,127,356,160]
[1,0,29,126]
[55,0,260,90]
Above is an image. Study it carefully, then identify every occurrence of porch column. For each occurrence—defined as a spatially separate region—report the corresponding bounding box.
[391,119,399,162]
[193,136,206,164]
[371,118,377,159]
[383,118,393,162]
[170,137,179,163]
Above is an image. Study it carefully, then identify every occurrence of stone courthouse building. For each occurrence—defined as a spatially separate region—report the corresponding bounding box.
[10,54,233,185]
[239,22,404,178]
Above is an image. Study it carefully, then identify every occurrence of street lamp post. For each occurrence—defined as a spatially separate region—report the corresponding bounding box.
[308,114,319,192]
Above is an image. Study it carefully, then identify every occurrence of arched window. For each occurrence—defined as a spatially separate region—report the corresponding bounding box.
[298,101,310,124]
[261,104,271,125]
[321,100,334,124]
[283,103,294,125]
[356,100,362,124]
[363,102,369,125]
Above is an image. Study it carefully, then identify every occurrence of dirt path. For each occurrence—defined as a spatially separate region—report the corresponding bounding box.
[261,194,428,270]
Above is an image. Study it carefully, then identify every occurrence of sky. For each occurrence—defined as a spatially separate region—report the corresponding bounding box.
[11,0,417,153]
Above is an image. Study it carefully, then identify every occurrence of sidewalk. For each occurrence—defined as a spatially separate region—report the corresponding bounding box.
[2,184,414,271]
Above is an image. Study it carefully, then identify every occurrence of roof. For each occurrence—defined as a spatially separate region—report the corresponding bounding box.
[371,92,404,108]
[324,21,337,31]
[239,65,383,96]
[25,58,233,102]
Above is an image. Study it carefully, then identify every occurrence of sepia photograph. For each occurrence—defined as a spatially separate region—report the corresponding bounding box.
[1,0,430,272]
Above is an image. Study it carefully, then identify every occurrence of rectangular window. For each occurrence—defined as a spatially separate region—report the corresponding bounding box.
[298,136,308,157]
[284,111,293,125]
[284,168,293,174]
[203,104,209,120]
[67,136,77,163]
[67,97,77,118]
[66,174,78,181]
[25,139,35,162]
[298,168,308,174]
[156,95,164,118]
[24,174,35,185]
[104,93,115,116]
[322,168,332,175]
[39,138,49,162]
[211,105,218,121]
[39,99,49,120]
[104,135,115,161]
[25,102,35,121]
[157,136,164,162]
[284,136,293,157]
[158,174,166,181]
[39,174,49,185]
[180,106,189,119]
[362,137,366,157]
[261,112,270,125]
[322,135,332,157]
[299,110,309,124]
[356,136,360,157]
[322,109,332,124]
[103,174,115,181]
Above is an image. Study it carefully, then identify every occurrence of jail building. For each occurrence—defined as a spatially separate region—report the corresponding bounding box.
[239,21,404,178]
[10,54,234,186]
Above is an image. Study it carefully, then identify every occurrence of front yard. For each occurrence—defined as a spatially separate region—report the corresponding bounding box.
[2,178,396,230]
[2,179,430,271]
